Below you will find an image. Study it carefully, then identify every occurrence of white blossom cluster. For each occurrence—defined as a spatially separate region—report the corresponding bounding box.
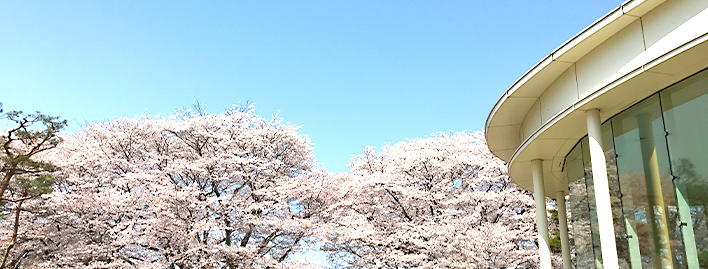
[1,108,541,268]
[309,132,539,268]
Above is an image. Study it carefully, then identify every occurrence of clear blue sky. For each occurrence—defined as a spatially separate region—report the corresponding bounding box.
[1,0,622,172]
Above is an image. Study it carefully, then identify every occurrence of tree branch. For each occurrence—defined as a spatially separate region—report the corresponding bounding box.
[0,199,24,268]
[385,189,412,222]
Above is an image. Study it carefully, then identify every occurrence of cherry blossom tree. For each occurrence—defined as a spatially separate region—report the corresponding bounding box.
[312,132,539,268]
[1,103,547,268]
[3,105,319,268]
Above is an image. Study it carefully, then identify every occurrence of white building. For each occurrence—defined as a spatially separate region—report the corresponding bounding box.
[485,0,708,268]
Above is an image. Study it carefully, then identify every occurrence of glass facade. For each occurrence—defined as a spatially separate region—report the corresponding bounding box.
[565,68,708,269]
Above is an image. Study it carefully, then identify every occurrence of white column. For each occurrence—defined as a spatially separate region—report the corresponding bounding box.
[532,159,552,269]
[556,190,571,269]
[585,109,619,268]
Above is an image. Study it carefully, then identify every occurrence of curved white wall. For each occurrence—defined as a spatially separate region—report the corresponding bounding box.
[486,0,708,195]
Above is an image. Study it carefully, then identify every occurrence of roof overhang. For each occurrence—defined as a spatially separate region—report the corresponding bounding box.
[485,0,708,195]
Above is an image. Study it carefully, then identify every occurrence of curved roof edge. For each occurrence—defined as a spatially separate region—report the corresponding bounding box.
[485,0,666,161]
[505,31,708,195]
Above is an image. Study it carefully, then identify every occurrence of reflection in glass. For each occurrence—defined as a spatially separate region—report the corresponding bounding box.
[567,142,598,268]
[661,68,708,268]
[582,137,605,269]
[612,95,686,269]
[602,123,632,269]
[564,68,708,269]
[579,123,632,269]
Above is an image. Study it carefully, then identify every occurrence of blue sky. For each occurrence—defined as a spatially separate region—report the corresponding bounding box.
[1,0,622,172]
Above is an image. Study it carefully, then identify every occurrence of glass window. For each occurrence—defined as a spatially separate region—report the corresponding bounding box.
[580,122,632,269]
[661,68,708,268]
[565,68,708,269]
[581,137,605,269]
[567,141,598,268]
[612,95,687,269]
[603,122,633,269]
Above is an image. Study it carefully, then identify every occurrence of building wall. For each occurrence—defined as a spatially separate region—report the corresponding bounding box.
[519,0,708,144]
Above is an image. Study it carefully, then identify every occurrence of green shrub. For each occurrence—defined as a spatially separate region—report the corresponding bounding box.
[549,230,562,253]
[548,209,559,222]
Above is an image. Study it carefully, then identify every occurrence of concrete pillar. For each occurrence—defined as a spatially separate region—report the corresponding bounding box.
[585,109,619,269]
[532,159,552,269]
[556,190,571,269]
